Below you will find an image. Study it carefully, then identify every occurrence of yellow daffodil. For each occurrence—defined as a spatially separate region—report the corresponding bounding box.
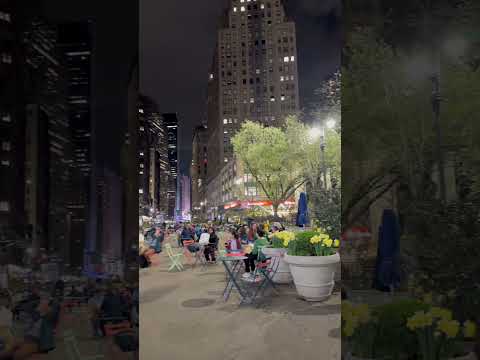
[323,238,333,247]
[423,292,433,304]
[333,239,340,247]
[437,319,460,339]
[463,320,477,338]
[407,311,434,330]
[430,307,452,321]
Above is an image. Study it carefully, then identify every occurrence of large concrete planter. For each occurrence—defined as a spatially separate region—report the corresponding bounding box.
[284,253,340,302]
[261,247,292,284]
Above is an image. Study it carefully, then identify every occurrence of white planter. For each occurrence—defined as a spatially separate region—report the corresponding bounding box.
[284,253,340,302]
[261,247,292,284]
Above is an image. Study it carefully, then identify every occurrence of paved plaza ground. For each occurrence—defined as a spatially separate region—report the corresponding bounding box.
[139,234,341,360]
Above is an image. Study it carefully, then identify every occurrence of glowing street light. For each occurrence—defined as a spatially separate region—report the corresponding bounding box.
[326,118,336,129]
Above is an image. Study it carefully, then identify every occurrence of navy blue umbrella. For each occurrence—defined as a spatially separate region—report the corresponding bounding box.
[374,209,401,292]
[296,192,309,227]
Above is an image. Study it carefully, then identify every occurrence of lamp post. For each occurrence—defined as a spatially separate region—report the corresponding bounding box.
[430,70,447,203]
[310,118,336,190]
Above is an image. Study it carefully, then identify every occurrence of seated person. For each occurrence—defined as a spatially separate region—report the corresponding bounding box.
[204,227,219,262]
[242,227,269,280]
[0,297,56,360]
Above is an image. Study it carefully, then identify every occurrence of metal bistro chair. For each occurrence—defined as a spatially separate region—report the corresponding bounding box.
[164,244,184,272]
[240,246,280,305]
[181,240,196,266]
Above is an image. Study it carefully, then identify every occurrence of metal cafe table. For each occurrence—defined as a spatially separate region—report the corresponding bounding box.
[220,252,249,303]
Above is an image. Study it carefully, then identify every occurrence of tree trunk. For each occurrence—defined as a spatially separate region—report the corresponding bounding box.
[272,203,279,218]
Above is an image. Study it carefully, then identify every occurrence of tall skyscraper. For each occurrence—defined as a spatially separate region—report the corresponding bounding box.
[162,113,178,219]
[207,0,300,181]
[180,175,191,221]
[24,19,73,261]
[191,125,208,220]
[57,22,93,267]
[0,1,27,234]
[138,95,170,219]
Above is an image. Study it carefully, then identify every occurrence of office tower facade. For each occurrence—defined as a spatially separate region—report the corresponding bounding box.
[162,113,179,219]
[23,19,73,261]
[123,60,139,274]
[0,1,27,234]
[180,175,191,221]
[57,22,93,267]
[191,125,209,220]
[138,95,170,219]
[207,0,300,182]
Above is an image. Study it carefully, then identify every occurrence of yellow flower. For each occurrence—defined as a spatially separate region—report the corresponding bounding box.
[463,320,476,338]
[430,307,452,321]
[407,311,434,331]
[423,292,433,304]
[437,319,460,339]
[323,238,333,247]
[333,239,340,247]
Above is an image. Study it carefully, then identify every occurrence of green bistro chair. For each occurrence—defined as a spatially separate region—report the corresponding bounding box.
[164,244,184,272]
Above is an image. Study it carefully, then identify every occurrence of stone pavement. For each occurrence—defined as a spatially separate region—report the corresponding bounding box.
[140,234,341,360]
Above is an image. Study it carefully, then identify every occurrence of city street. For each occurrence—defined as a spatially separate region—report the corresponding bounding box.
[139,234,341,360]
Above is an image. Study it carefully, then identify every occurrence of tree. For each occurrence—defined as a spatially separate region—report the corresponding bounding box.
[231,121,306,217]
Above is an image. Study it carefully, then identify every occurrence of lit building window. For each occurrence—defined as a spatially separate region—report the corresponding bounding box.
[270,97,275,102]
[261,4,265,9]
[0,201,9,212]
[1,160,10,166]
[210,73,214,79]
[224,130,228,134]
[240,0,245,2]
[0,12,11,22]
[139,109,144,114]
[281,95,285,101]
[1,53,12,64]
[1,114,11,122]
[250,98,254,103]
[280,76,284,82]
[224,158,228,163]
[241,6,246,11]
[290,56,295,62]
[233,7,237,12]
[223,119,228,124]
[1,142,11,151]
[140,164,144,168]
[139,126,145,131]
[139,189,144,194]
[283,56,289,63]
[256,69,260,74]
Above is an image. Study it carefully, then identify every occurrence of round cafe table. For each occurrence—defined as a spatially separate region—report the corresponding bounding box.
[220,253,248,303]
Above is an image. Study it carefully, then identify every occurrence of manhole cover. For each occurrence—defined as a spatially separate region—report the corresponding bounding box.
[181,298,216,308]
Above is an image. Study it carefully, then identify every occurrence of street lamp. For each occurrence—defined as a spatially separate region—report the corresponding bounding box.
[310,118,336,189]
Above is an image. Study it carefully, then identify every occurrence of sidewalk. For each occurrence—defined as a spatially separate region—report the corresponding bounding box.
[140,234,341,360]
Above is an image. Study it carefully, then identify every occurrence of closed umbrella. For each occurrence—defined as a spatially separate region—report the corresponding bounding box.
[296,192,309,227]
[373,209,401,292]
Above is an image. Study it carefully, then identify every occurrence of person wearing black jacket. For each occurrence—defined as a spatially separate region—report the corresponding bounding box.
[204,227,219,262]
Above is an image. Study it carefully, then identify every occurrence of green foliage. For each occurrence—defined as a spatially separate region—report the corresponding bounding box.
[375,300,431,358]
[311,188,341,240]
[287,231,318,256]
[232,120,306,216]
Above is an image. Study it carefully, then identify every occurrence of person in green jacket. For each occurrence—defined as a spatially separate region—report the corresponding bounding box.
[242,225,269,280]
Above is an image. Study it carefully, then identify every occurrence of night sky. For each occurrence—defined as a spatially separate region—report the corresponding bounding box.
[140,0,341,175]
